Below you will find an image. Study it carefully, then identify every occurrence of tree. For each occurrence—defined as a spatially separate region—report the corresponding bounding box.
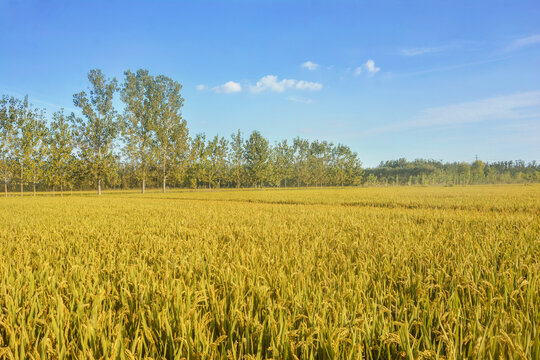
[308,140,332,187]
[273,139,294,187]
[152,75,188,193]
[188,134,207,188]
[293,137,309,187]
[365,173,378,186]
[332,144,359,186]
[73,69,119,195]
[0,96,18,197]
[48,110,75,195]
[13,96,31,196]
[21,106,48,195]
[206,135,229,188]
[244,131,270,187]
[471,160,486,184]
[457,162,471,185]
[11,96,47,196]
[121,69,155,194]
[230,130,244,188]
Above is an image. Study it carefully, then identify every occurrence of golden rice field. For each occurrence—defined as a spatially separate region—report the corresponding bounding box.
[0,185,539,359]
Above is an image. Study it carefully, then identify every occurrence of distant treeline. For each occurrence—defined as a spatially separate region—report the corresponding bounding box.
[1,69,538,195]
[365,158,540,186]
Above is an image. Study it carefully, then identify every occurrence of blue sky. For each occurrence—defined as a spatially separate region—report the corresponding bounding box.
[1,0,539,167]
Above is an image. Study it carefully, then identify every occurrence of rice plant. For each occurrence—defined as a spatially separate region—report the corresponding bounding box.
[0,185,538,359]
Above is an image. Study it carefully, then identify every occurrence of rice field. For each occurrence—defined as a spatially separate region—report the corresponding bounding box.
[0,185,539,359]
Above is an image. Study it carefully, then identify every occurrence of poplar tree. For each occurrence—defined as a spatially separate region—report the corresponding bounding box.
[73,69,118,195]
[121,69,154,194]
[188,134,207,188]
[22,107,48,195]
[48,110,75,196]
[273,139,294,187]
[244,131,270,187]
[206,135,229,188]
[153,75,188,193]
[332,144,362,186]
[12,97,46,196]
[13,96,31,196]
[0,96,18,197]
[230,130,244,188]
[293,137,309,187]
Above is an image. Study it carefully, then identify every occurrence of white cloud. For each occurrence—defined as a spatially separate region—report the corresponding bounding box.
[249,75,323,93]
[364,59,380,74]
[296,80,323,91]
[507,34,540,51]
[287,96,313,104]
[196,84,207,91]
[250,75,294,93]
[301,61,319,70]
[355,59,380,76]
[401,46,448,56]
[212,81,242,94]
[363,91,540,135]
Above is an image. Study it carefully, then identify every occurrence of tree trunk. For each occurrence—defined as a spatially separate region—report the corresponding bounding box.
[20,165,23,197]
[61,184,63,197]
[162,154,167,193]
[4,182,7,197]
[142,178,146,194]
[33,182,36,196]
[97,147,103,195]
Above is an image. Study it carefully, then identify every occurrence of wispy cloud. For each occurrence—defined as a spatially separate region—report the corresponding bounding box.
[363,91,540,136]
[506,33,540,51]
[354,59,380,76]
[401,46,449,56]
[195,84,207,91]
[249,75,322,93]
[389,55,512,78]
[212,81,242,94]
[301,61,319,70]
[287,96,313,104]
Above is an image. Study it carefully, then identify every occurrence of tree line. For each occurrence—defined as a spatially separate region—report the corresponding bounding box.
[1,69,538,196]
[364,158,540,186]
[1,69,364,195]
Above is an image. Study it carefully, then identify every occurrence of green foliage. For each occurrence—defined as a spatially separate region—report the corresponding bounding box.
[244,130,271,187]
[121,69,156,193]
[21,107,48,194]
[0,96,18,195]
[152,75,189,192]
[47,110,76,194]
[367,158,540,186]
[73,69,119,195]
[230,130,245,188]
